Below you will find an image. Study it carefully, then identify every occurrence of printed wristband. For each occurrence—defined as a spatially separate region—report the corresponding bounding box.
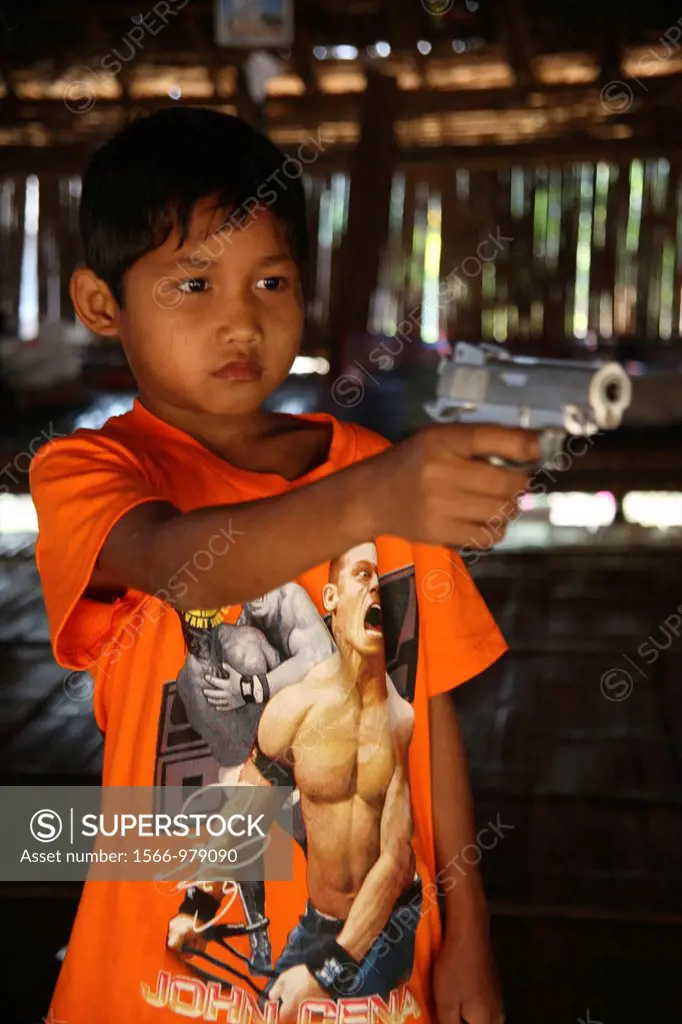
[304,938,363,998]
[179,886,222,923]
[240,674,271,705]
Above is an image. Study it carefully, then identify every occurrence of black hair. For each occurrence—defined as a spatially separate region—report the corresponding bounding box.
[79,106,309,306]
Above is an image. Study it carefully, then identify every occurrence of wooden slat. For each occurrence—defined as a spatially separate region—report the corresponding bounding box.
[437,170,459,341]
[6,176,25,326]
[0,179,17,320]
[398,169,419,323]
[635,159,656,337]
[56,175,81,320]
[37,173,60,321]
[671,163,682,337]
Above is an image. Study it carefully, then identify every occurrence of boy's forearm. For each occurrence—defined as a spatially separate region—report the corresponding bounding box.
[104,451,389,609]
[429,693,489,933]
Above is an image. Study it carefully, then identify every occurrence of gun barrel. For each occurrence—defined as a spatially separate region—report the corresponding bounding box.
[432,343,632,433]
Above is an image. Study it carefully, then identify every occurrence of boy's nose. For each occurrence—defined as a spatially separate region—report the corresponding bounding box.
[216,313,262,347]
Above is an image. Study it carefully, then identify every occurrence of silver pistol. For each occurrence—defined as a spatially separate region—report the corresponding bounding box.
[425,342,632,470]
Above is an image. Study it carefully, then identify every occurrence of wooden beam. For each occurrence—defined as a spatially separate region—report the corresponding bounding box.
[596,0,623,85]
[496,0,537,89]
[327,71,399,377]
[291,2,319,95]
[396,135,682,169]
[6,131,682,180]
[8,65,682,140]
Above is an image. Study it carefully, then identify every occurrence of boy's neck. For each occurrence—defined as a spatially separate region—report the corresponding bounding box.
[140,391,273,452]
[138,393,332,481]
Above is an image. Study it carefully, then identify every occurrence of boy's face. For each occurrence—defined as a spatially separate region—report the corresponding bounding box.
[108,199,303,417]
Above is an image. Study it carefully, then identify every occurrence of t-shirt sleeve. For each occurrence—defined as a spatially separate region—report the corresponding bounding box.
[413,543,507,697]
[29,432,164,671]
[346,422,392,458]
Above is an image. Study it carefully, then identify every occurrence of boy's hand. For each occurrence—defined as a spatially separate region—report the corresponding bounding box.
[432,926,505,1024]
[385,424,539,550]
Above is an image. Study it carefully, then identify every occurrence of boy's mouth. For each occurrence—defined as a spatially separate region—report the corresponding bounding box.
[212,359,262,382]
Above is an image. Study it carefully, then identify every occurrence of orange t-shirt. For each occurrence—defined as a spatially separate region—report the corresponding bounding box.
[30,400,506,1024]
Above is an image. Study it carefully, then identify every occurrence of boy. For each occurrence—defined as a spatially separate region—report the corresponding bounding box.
[31,107,536,1023]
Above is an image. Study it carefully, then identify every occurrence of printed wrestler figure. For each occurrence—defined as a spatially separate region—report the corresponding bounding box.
[256,543,421,1018]
[169,583,335,976]
[177,583,335,787]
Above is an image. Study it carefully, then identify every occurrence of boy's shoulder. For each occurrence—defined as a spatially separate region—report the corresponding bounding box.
[333,418,392,459]
[261,411,391,475]
[29,405,149,483]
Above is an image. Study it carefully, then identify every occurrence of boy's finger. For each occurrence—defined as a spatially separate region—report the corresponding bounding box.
[439,493,521,527]
[446,425,541,465]
[456,461,530,500]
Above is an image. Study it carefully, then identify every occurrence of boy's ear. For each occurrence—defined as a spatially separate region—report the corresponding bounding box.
[69,266,120,338]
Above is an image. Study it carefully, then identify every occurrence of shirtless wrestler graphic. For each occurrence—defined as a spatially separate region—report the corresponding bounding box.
[258,543,421,1018]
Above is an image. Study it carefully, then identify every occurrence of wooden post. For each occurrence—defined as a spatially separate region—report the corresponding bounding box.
[235,60,267,135]
[327,71,399,378]
[496,0,537,90]
[0,179,16,329]
[38,173,61,324]
[670,163,682,337]
[596,0,623,86]
[57,175,82,322]
[7,176,26,334]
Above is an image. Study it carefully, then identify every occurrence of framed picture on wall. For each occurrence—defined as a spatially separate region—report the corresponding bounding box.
[214,0,294,47]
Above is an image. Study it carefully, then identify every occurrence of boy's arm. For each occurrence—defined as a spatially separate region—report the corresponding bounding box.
[430,693,504,1024]
[90,456,378,609]
[90,426,536,611]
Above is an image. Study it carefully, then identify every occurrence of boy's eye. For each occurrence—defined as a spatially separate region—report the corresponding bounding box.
[178,277,209,294]
[256,276,287,291]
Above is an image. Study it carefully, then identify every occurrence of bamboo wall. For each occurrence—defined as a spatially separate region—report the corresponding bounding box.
[307,158,682,350]
[2,157,681,350]
[0,174,82,338]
